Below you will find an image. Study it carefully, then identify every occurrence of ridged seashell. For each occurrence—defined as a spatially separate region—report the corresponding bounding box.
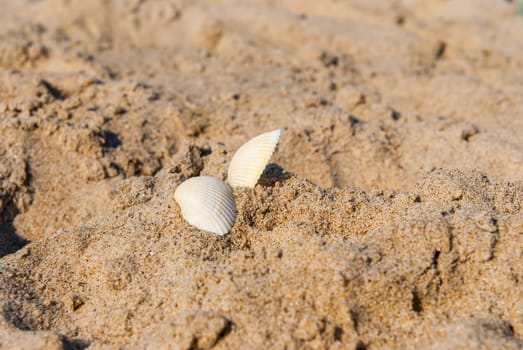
[174,176,236,235]
[227,129,281,188]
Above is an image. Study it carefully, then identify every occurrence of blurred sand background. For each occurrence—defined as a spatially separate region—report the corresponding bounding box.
[0,0,522,349]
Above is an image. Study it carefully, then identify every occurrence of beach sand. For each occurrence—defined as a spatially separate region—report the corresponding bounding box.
[0,0,522,348]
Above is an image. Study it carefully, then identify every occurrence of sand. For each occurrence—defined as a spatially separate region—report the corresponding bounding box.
[0,0,522,349]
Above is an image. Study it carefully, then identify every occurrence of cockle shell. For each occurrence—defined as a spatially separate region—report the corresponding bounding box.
[174,176,236,235]
[175,129,281,235]
[227,129,281,188]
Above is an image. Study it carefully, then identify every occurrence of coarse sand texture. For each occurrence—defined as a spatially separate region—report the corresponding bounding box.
[0,0,522,349]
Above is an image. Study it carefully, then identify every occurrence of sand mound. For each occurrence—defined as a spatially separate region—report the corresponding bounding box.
[1,0,522,349]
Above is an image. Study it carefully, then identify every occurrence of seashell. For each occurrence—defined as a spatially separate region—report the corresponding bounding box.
[227,129,281,188]
[174,129,281,235]
[174,176,236,235]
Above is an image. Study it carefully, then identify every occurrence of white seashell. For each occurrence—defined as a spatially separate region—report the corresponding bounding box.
[227,129,281,188]
[174,176,236,235]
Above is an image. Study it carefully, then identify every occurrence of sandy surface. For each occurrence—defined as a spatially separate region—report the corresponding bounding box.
[0,0,522,349]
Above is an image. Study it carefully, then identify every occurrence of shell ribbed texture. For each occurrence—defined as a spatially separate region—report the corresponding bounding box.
[174,176,236,235]
[227,129,281,188]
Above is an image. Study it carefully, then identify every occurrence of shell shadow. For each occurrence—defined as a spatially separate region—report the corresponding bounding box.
[258,163,292,187]
[60,335,90,350]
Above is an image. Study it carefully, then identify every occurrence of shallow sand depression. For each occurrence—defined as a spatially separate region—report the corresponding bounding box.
[0,0,522,349]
